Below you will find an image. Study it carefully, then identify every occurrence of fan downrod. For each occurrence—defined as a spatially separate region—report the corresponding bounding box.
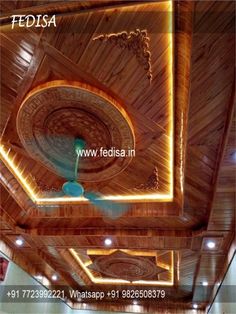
[74,138,86,153]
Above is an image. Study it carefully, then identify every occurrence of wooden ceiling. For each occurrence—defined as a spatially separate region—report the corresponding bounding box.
[0,1,235,313]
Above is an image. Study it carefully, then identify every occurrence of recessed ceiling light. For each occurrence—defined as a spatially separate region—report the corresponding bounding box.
[35,275,43,280]
[207,241,215,249]
[104,238,112,246]
[51,274,58,281]
[133,300,138,305]
[231,151,236,161]
[202,281,208,286]
[193,304,198,309]
[15,238,24,246]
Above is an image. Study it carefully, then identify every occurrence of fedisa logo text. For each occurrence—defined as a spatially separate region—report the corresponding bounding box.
[11,15,56,29]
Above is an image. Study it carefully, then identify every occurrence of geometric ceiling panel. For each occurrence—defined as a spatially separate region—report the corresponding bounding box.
[0,0,235,313]
[69,249,174,285]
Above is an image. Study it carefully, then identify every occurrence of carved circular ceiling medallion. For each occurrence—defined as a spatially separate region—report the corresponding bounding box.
[16,81,135,182]
[91,252,161,281]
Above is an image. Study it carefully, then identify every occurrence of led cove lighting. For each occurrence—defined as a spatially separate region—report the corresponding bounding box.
[0,1,174,204]
[69,249,174,286]
[0,144,173,201]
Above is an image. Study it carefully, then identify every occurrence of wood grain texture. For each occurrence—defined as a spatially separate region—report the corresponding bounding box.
[1,1,177,202]
[0,0,235,312]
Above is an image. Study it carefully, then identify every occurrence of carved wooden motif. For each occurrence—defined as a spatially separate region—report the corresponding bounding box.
[16,81,135,182]
[93,29,152,82]
[88,250,167,281]
[134,167,159,191]
[0,1,235,313]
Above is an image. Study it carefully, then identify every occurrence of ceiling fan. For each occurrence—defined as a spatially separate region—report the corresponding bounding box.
[39,137,128,219]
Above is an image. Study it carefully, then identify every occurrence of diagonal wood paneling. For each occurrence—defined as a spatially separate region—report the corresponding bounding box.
[0,30,41,135]
[0,1,235,313]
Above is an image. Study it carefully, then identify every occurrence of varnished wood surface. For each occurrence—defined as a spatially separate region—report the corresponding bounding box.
[1,1,178,201]
[0,1,235,313]
[185,0,235,305]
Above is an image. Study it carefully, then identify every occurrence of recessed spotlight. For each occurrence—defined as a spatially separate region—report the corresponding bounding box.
[202,281,208,286]
[133,300,138,305]
[193,304,198,309]
[15,238,24,246]
[231,151,236,161]
[51,274,58,281]
[207,241,215,249]
[35,275,43,280]
[104,238,112,246]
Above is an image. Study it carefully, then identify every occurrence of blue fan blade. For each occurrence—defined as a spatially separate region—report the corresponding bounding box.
[84,191,128,219]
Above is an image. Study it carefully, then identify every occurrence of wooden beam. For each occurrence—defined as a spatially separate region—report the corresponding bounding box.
[0,205,21,233]
[36,249,80,289]
[174,0,194,213]
[26,227,205,237]
[59,249,92,286]
[207,80,236,227]
[192,70,236,304]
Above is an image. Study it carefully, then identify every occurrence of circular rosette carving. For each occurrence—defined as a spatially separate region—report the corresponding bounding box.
[87,250,167,281]
[16,81,135,182]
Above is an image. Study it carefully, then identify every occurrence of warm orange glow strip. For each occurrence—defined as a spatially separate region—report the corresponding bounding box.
[0,146,38,202]
[0,145,86,203]
[0,143,173,203]
[70,248,174,286]
[0,0,174,204]
[169,0,174,200]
